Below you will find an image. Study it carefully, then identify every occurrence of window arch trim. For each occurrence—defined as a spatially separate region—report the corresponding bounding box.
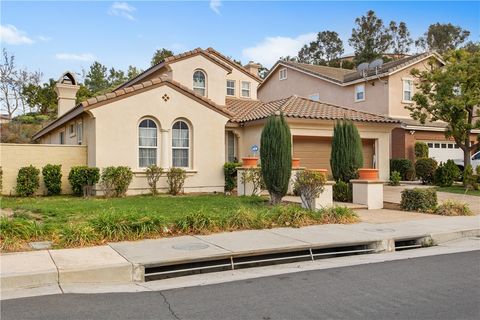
[192,69,207,97]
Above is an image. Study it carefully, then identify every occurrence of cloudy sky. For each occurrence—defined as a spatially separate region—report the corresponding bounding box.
[1,1,479,81]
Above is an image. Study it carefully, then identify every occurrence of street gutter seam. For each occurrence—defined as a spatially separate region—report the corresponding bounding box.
[47,250,64,294]
[158,290,182,320]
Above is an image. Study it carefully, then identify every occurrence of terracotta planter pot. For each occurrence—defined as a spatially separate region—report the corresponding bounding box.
[358,168,379,180]
[292,158,301,168]
[241,157,259,168]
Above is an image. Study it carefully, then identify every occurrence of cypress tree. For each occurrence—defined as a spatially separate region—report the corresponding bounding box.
[330,120,364,182]
[260,113,292,205]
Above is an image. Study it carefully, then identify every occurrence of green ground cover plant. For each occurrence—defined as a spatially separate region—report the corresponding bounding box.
[0,194,358,252]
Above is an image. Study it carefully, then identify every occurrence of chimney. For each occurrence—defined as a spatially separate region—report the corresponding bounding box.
[55,72,80,118]
[244,61,261,77]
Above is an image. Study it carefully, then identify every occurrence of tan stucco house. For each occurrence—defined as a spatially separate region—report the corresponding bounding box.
[259,52,479,164]
[33,47,398,194]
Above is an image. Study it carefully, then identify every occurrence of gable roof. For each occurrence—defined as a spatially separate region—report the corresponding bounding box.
[33,76,233,140]
[205,47,263,83]
[116,48,233,90]
[260,52,445,87]
[226,96,399,124]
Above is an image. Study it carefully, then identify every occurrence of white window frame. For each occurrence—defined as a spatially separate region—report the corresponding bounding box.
[279,68,287,80]
[172,120,190,168]
[226,80,235,96]
[226,131,236,162]
[77,121,83,145]
[138,118,158,168]
[241,81,251,98]
[402,78,414,103]
[355,84,365,102]
[193,70,207,97]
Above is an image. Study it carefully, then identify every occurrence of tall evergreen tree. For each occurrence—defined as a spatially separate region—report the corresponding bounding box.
[416,23,470,54]
[389,21,413,55]
[298,31,344,65]
[260,113,292,205]
[330,120,364,182]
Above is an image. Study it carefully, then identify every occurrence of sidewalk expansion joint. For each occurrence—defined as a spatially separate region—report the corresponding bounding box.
[47,250,64,294]
[191,235,233,253]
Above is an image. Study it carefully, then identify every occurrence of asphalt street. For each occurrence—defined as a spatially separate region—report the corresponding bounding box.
[2,251,479,320]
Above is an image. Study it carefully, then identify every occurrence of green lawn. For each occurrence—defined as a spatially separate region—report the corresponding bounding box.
[436,185,480,197]
[0,194,358,252]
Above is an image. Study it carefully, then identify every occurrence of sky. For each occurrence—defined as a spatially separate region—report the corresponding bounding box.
[1,0,479,82]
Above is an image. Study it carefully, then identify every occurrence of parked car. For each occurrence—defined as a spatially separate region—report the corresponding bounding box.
[453,151,480,171]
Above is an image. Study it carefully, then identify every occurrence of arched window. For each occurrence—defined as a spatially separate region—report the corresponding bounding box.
[193,70,206,96]
[172,120,190,167]
[139,119,157,167]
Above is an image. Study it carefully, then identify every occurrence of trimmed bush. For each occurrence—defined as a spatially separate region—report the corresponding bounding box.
[294,170,326,210]
[463,164,478,190]
[146,165,164,195]
[68,166,100,196]
[167,167,187,195]
[389,171,401,186]
[42,164,62,195]
[223,162,241,192]
[390,158,415,181]
[333,180,352,202]
[435,200,472,216]
[260,113,292,205]
[101,166,133,197]
[400,188,437,212]
[16,165,40,196]
[414,141,429,159]
[434,160,460,187]
[415,158,438,184]
[330,120,363,182]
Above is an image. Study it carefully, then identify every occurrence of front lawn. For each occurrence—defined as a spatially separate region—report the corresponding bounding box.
[436,185,480,197]
[0,194,358,252]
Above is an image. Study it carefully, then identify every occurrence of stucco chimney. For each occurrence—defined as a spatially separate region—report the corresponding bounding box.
[55,71,80,118]
[245,61,261,77]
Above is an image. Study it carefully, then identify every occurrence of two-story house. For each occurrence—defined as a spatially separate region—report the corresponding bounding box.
[33,47,397,194]
[259,52,479,164]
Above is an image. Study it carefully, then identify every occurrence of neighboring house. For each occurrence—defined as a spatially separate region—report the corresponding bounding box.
[0,114,11,124]
[33,47,398,195]
[259,52,479,164]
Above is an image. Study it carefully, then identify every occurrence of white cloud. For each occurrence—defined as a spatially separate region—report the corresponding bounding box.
[210,0,221,15]
[108,2,136,21]
[38,35,52,42]
[55,53,96,62]
[0,24,34,45]
[242,33,316,67]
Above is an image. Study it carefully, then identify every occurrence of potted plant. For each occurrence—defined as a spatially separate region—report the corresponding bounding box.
[241,156,259,168]
[358,168,379,180]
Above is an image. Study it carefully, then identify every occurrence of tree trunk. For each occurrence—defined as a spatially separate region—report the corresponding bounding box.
[464,136,471,168]
[270,193,282,205]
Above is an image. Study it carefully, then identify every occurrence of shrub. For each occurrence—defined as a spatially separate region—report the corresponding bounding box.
[434,160,460,187]
[390,158,415,181]
[330,120,363,182]
[68,166,100,196]
[260,113,292,205]
[240,168,264,196]
[101,166,133,197]
[414,141,429,159]
[16,165,40,196]
[272,205,315,227]
[389,171,401,186]
[175,211,216,233]
[319,206,359,224]
[400,188,437,212]
[0,217,44,240]
[415,158,438,184]
[89,211,165,241]
[435,200,472,216]
[42,164,62,195]
[225,207,259,230]
[223,162,241,192]
[294,170,326,210]
[333,180,352,202]
[58,224,99,247]
[167,167,187,195]
[463,164,478,190]
[146,165,164,195]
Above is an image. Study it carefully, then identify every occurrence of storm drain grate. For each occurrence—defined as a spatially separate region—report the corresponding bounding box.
[144,244,375,281]
[394,238,423,251]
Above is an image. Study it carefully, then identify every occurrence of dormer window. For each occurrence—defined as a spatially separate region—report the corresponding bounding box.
[279,68,287,80]
[193,70,206,96]
[355,84,365,102]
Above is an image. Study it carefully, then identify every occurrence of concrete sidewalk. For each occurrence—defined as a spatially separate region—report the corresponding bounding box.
[2,214,479,296]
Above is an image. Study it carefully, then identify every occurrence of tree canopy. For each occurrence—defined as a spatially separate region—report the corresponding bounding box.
[151,48,174,66]
[298,31,344,65]
[415,23,470,54]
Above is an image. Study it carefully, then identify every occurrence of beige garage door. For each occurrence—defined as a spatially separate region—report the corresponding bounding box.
[293,136,375,173]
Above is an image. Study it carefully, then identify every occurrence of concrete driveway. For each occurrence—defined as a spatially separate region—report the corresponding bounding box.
[384,185,480,215]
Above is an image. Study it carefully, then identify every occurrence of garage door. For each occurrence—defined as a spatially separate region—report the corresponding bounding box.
[293,136,375,173]
[423,141,463,163]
